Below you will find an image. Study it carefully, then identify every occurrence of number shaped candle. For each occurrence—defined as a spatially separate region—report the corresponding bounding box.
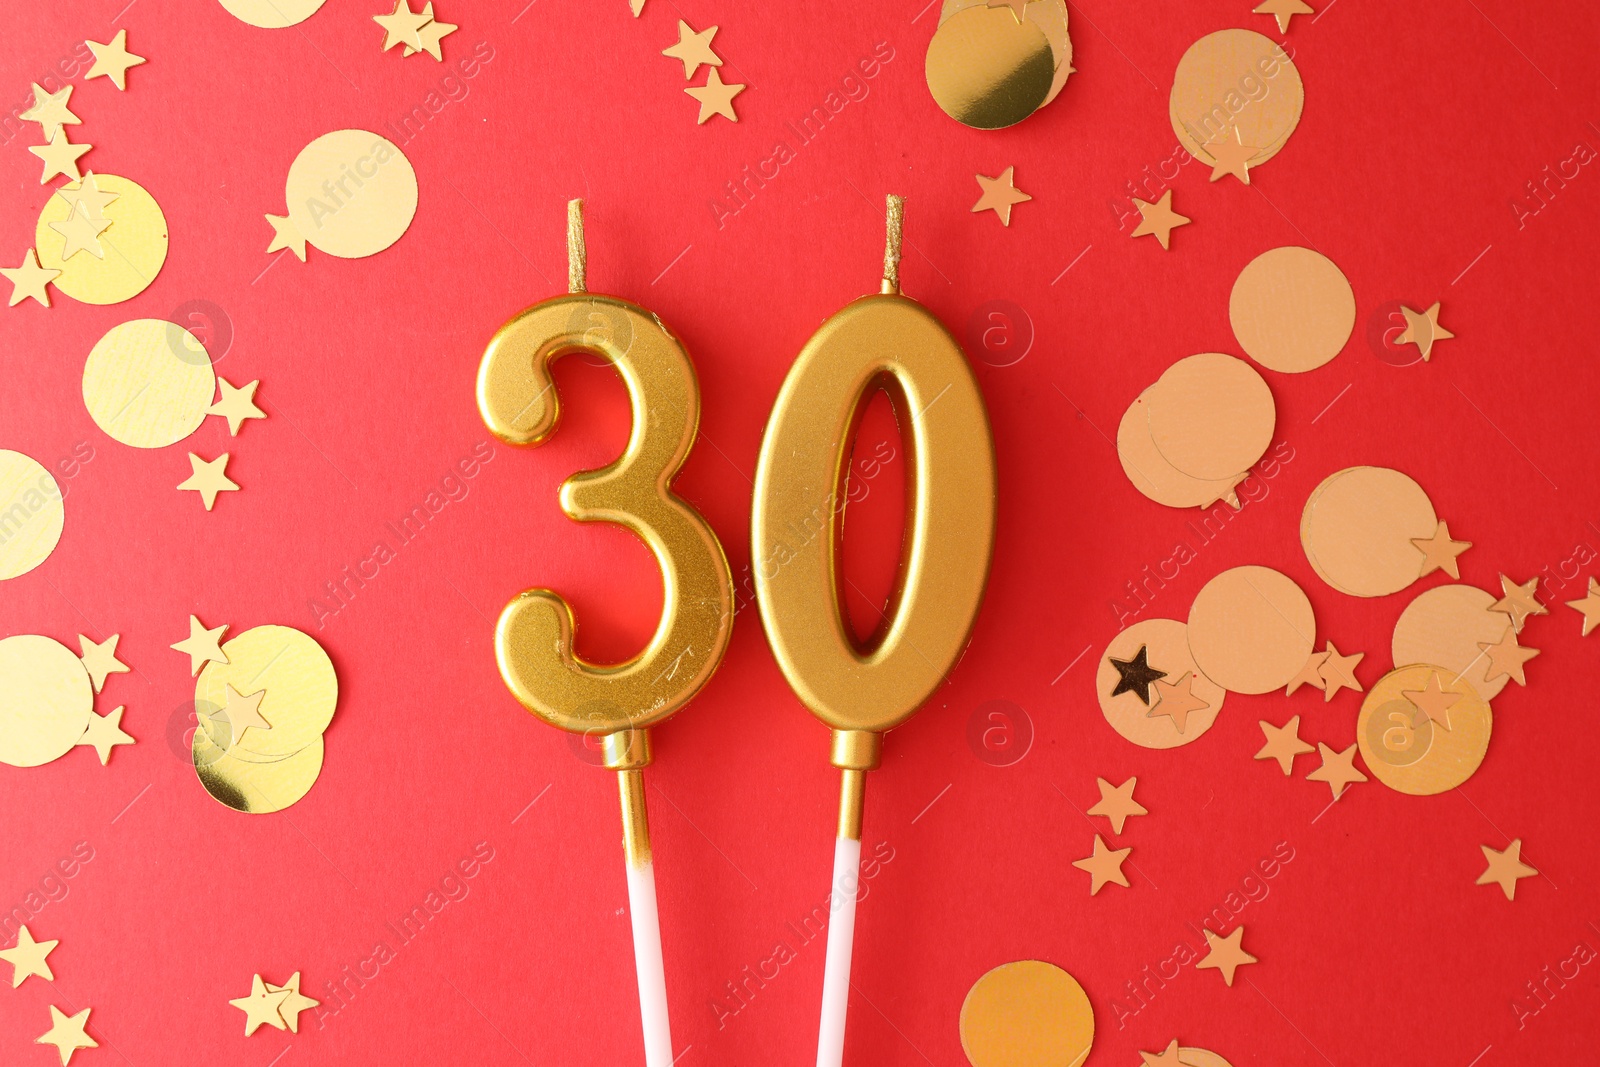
[751,196,997,1067]
[477,201,734,1067]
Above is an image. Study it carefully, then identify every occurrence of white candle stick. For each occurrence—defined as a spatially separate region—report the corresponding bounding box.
[816,834,861,1067]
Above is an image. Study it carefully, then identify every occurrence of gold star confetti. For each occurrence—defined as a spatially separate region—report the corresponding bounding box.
[1253,0,1314,33]
[221,684,273,738]
[77,706,135,765]
[1411,520,1471,579]
[1207,126,1257,184]
[685,68,745,124]
[85,30,146,90]
[48,204,114,260]
[1086,776,1146,834]
[1317,641,1364,702]
[20,83,81,139]
[172,614,229,675]
[2,249,61,307]
[1402,671,1460,731]
[631,0,645,15]
[1491,573,1547,632]
[1566,577,1600,636]
[662,20,722,79]
[36,1006,96,1065]
[1071,834,1131,894]
[1255,715,1314,775]
[1148,670,1210,732]
[78,634,129,692]
[29,129,92,185]
[987,0,1029,18]
[265,214,308,261]
[1,926,58,987]
[268,972,321,1033]
[1477,839,1537,901]
[178,452,240,511]
[61,172,119,221]
[1479,627,1538,686]
[1130,189,1190,249]
[373,0,431,52]
[1140,1040,1185,1067]
[1306,742,1367,799]
[1285,649,1329,696]
[971,166,1031,226]
[1397,301,1453,361]
[208,378,267,436]
[230,974,293,1036]
[1196,926,1257,986]
[411,4,457,60]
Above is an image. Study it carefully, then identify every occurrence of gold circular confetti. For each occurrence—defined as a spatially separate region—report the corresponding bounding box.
[925,5,1055,130]
[959,960,1093,1067]
[1392,584,1514,701]
[1170,29,1304,168]
[36,174,168,305]
[1229,247,1356,373]
[1117,391,1242,510]
[1146,353,1276,481]
[1302,467,1437,598]
[1097,618,1225,749]
[196,625,338,760]
[0,451,65,581]
[284,130,418,259]
[1179,1051,1236,1067]
[82,319,216,449]
[1357,665,1491,795]
[194,731,325,813]
[1188,565,1315,695]
[216,0,328,27]
[940,0,1073,106]
[0,635,94,767]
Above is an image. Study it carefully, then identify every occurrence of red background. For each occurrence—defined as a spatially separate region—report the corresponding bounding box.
[4,0,1600,1063]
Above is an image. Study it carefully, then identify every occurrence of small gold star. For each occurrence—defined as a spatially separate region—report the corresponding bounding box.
[208,378,267,436]
[1317,641,1364,702]
[178,452,240,511]
[1255,715,1314,775]
[1491,574,1547,632]
[29,128,92,185]
[1130,189,1190,249]
[78,634,130,692]
[1397,302,1453,361]
[1479,627,1538,686]
[662,20,722,79]
[1,926,58,987]
[1567,577,1600,637]
[48,203,114,260]
[1206,126,1258,184]
[373,0,431,51]
[172,614,229,676]
[1411,520,1471,579]
[230,974,293,1036]
[1477,839,1538,901]
[1195,926,1258,986]
[59,173,120,221]
[1306,742,1367,799]
[685,68,745,123]
[20,83,81,139]
[36,1006,96,1065]
[1285,649,1329,696]
[1148,670,1210,732]
[972,166,1032,226]
[987,0,1030,18]
[412,5,457,60]
[2,249,61,307]
[219,684,273,739]
[77,706,135,765]
[631,0,645,15]
[85,29,147,90]
[1071,834,1132,894]
[1140,1040,1185,1067]
[1402,671,1460,731]
[1253,0,1314,33]
[1086,776,1147,834]
[265,214,307,261]
[268,972,321,1032]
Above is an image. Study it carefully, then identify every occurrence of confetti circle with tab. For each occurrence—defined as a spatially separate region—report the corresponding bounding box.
[1170,29,1304,169]
[1391,584,1515,701]
[36,174,168,305]
[959,960,1093,1067]
[1117,390,1244,510]
[284,130,418,259]
[1301,467,1437,597]
[941,0,1073,106]
[925,5,1055,130]
[0,451,65,580]
[1229,247,1356,373]
[0,635,94,767]
[216,0,328,27]
[1097,618,1225,749]
[1146,353,1276,481]
[194,732,325,813]
[1188,566,1316,694]
[82,319,216,449]
[1357,666,1491,795]
[196,625,338,760]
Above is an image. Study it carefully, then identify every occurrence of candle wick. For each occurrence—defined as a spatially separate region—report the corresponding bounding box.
[568,198,587,294]
[881,194,904,296]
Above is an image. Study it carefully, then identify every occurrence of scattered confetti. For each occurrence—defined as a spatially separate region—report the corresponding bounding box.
[959,960,1093,1067]
[1229,246,1356,373]
[85,29,146,90]
[1171,30,1303,172]
[2,249,60,307]
[1317,641,1364,701]
[36,1005,96,1065]
[1195,926,1257,986]
[29,129,92,185]
[1253,0,1314,33]
[1130,189,1190,249]
[1108,645,1163,705]
[1117,390,1244,510]
[1357,666,1491,795]
[1087,776,1146,834]
[1,926,58,987]
[926,4,1054,130]
[410,5,458,60]
[1284,650,1329,696]
[268,972,321,1032]
[1566,577,1600,636]
[0,636,93,767]
[373,0,432,51]
[178,453,240,511]
[971,166,1031,226]
[76,705,134,765]
[219,683,272,740]
[1479,627,1539,686]
[265,130,418,259]
[230,974,293,1036]
[1302,466,1439,598]
[1477,839,1537,901]
[1401,671,1460,730]
[171,614,229,676]
[0,451,65,579]
[662,20,722,79]
[1396,302,1453,361]
[1306,742,1367,799]
[77,634,129,693]
[1206,126,1257,184]
[1141,1040,1184,1067]
[37,175,168,304]
[49,203,113,260]
[1098,619,1226,748]
[1392,584,1517,701]
[1147,354,1274,480]
[218,0,328,27]
[685,68,745,124]
[1072,834,1131,894]
[1187,566,1316,695]
[1149,671,1210,732]
[208,378,268,436]
[1255,716,1314,775]
[1491,573,1547,633]
[1411,521,1471,579]
[20,83,80,140]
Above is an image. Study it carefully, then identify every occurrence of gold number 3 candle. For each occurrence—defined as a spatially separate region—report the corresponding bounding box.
[751,196,997,1067]
[476,201,734,1067]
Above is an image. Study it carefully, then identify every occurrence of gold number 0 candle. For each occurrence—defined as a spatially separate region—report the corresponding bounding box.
[476,201,734,1067]
[751,196,997,1067]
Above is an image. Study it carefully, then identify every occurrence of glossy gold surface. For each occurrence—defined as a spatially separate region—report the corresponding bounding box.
[618,768,652,868]
[836,768,866,841]
[925,5,1054,129]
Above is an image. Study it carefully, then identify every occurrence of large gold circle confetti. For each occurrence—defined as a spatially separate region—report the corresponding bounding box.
[941,0,1073,106]
[1302,467,1437,597]
[1229,247,1356,373]
[1357,665,1491,795]
[1170,29,1304,168]
[1188,566,1315,694]
[1147,353,1276,481]
[82,319,216,449]
[959,960,1093,1067]
[0,451,65,580]
[197,625,338,760]
[284,130,418,259]
[1117,391,1244,510]
[1179,1051,1236,1067]
[1392,585,1514,701]
[1097,618,1225,749]
[194,732,325,813]
[216,0,328,27]
[925,5,1055,130]
[0,635,94,767]
[36,174,168,305]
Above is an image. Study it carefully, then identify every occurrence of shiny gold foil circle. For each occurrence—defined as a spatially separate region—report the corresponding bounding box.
[1357,666,1491,795]
[1097,618,1225,748]
[194,732,325,813]
[0,635,93,767]
[1187,566,1315,694]
[1170,29,1304,168]
[959,960,1093,1067]
[941,0,1073,106]
[196,625,338,760]
[926,5,1055,130]
[1391,584,1514,701]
